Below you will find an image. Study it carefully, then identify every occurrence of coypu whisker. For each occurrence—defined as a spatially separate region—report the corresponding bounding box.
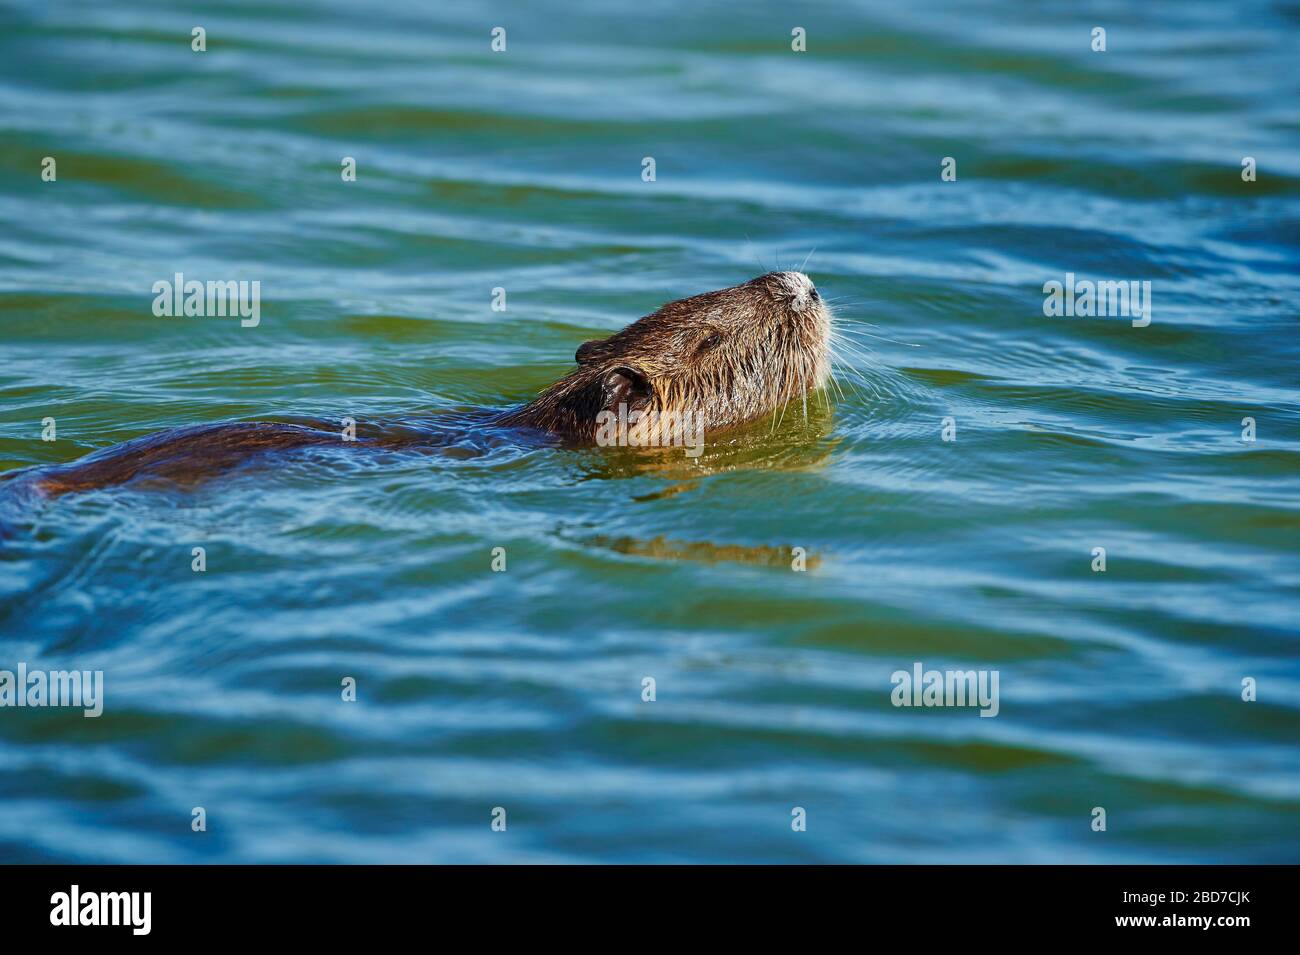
[836,324,920,349]
[829,334,887,375]
[831,331,897,370]
[743,234,767,276]
[828,359,874,403]
[828,338,885,402]
[825,359,849,404]
[829,334,879,364]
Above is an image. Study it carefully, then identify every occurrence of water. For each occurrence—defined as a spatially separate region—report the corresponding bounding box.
[1,0,1298,863]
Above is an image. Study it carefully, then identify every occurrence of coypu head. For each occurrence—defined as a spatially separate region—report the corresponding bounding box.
[503,272,832,443]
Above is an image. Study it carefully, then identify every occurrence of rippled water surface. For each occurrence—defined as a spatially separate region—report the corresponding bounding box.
[1,0,1298,863]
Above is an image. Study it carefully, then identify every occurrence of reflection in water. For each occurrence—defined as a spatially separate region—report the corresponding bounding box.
[573,399,838,482]
[581,533,819,570]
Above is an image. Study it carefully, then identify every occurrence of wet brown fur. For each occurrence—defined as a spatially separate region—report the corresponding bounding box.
[501,271,830,441]
[8,272,830,499]
[29,421,342,497]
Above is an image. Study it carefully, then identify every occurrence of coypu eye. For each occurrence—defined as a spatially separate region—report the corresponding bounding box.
[696,331,723,354]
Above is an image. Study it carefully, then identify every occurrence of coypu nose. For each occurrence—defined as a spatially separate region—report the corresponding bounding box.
[770,270,820,308]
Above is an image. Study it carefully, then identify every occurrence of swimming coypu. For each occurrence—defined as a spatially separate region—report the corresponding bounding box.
[501,269,831,446]
[4,271,832,500]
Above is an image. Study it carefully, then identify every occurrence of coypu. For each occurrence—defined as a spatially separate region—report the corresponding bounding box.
[500,270,830,444]
[2,271,831,501]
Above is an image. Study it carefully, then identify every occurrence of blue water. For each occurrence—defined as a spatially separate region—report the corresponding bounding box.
[0,0,1298,863]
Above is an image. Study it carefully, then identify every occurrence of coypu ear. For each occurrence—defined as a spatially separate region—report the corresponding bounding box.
[601,366,651,413]
[576,340,605,364]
